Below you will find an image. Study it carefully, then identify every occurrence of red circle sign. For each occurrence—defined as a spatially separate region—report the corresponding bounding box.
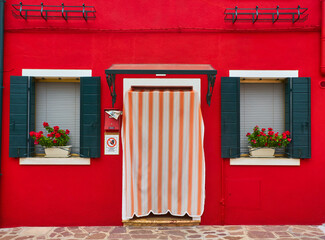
[107,137,117,147]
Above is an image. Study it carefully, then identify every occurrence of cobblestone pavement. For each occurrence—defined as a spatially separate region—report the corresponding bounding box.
[0,225,325,240]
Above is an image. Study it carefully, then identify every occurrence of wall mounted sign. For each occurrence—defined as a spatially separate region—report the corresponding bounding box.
[104,133,119,155]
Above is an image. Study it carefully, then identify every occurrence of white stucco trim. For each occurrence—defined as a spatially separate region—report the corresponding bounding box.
[230,158,300,166]
[19,157,91,165]
[22,69,92,77]
[123,78,201,101]
[229,70,298,79]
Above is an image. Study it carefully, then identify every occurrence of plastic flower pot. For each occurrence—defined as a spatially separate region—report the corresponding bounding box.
[249,147,275,158]
[44,145,72,158]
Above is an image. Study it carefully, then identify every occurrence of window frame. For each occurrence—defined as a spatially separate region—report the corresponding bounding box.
[17,69,93,165]
[225,70,302,166]
[239,80,286,156]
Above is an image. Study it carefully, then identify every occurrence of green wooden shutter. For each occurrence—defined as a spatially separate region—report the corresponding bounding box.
[285,77,311,158]
[29,78,36,156]
[9,76,35,157]
[221,77,240,158]
[80,77,101,158]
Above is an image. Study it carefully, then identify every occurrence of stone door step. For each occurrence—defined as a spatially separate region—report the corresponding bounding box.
[122,213,200,226]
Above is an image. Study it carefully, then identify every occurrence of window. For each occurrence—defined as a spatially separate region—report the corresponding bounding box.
[35,81,80,154]
[221,76,311,159]
[9,75,101,158]
[240,81,285,155]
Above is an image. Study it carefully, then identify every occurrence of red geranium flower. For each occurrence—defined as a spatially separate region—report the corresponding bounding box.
[287,138,292,142]
[29,131,35,137]
[55,133,61,138]
[65,129,70,135]
[53,140,57,143]
[246,126,292,149]
[43,122,49,127]
[53,126,59,131]
[285,131,290,135]
[34,141,39,145]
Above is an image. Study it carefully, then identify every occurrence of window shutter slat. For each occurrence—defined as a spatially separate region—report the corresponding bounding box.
[80,77,101,158]
[285,77,311,158]
[221,77,240,158]
[10,76,34,157]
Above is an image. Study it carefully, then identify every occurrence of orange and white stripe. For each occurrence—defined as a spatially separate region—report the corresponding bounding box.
[122,90,205,220]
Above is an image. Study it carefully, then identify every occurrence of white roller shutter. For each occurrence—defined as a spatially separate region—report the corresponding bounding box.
[240,83,285,154]
[35,82,80,154]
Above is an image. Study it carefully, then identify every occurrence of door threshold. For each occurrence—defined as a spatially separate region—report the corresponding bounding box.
[122,213,200,226]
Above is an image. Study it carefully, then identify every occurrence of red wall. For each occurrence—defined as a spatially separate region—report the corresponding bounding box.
[1,0,324,226]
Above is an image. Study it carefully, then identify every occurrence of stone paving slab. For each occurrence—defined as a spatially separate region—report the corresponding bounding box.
[0,225,324,240]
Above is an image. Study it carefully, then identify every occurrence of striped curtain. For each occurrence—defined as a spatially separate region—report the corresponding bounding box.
[122,90,205,220]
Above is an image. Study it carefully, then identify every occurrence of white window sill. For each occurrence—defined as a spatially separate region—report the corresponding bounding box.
[230,157,300,166]
[19,157,91,165]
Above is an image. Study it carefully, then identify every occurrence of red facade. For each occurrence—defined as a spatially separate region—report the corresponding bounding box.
[1,0,324,227]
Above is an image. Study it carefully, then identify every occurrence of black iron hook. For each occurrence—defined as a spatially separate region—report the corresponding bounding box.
[19,2,26,19]
[273,5,279,23]
[253,6,258,23]
[233,6,238,24]
[293,5,301,23]
[40,2,47,20]
[82,3,87,21]
[61,3,67,20]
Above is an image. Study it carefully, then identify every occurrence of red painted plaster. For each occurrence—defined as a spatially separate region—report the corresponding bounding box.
[0,0,324,226]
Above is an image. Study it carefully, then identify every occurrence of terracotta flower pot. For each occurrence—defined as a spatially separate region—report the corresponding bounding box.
[249,147,275,158]
[44,145,72,158]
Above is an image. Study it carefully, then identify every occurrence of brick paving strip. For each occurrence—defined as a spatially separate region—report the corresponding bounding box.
[0,225,324,240]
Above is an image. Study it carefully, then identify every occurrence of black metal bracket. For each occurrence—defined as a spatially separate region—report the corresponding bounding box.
[106,74,117,107]
[12,2,96,21]
[206,74,216,106]
[224,5,308,23]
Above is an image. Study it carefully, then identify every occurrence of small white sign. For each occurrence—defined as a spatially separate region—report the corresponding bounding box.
[105,134,119,155]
